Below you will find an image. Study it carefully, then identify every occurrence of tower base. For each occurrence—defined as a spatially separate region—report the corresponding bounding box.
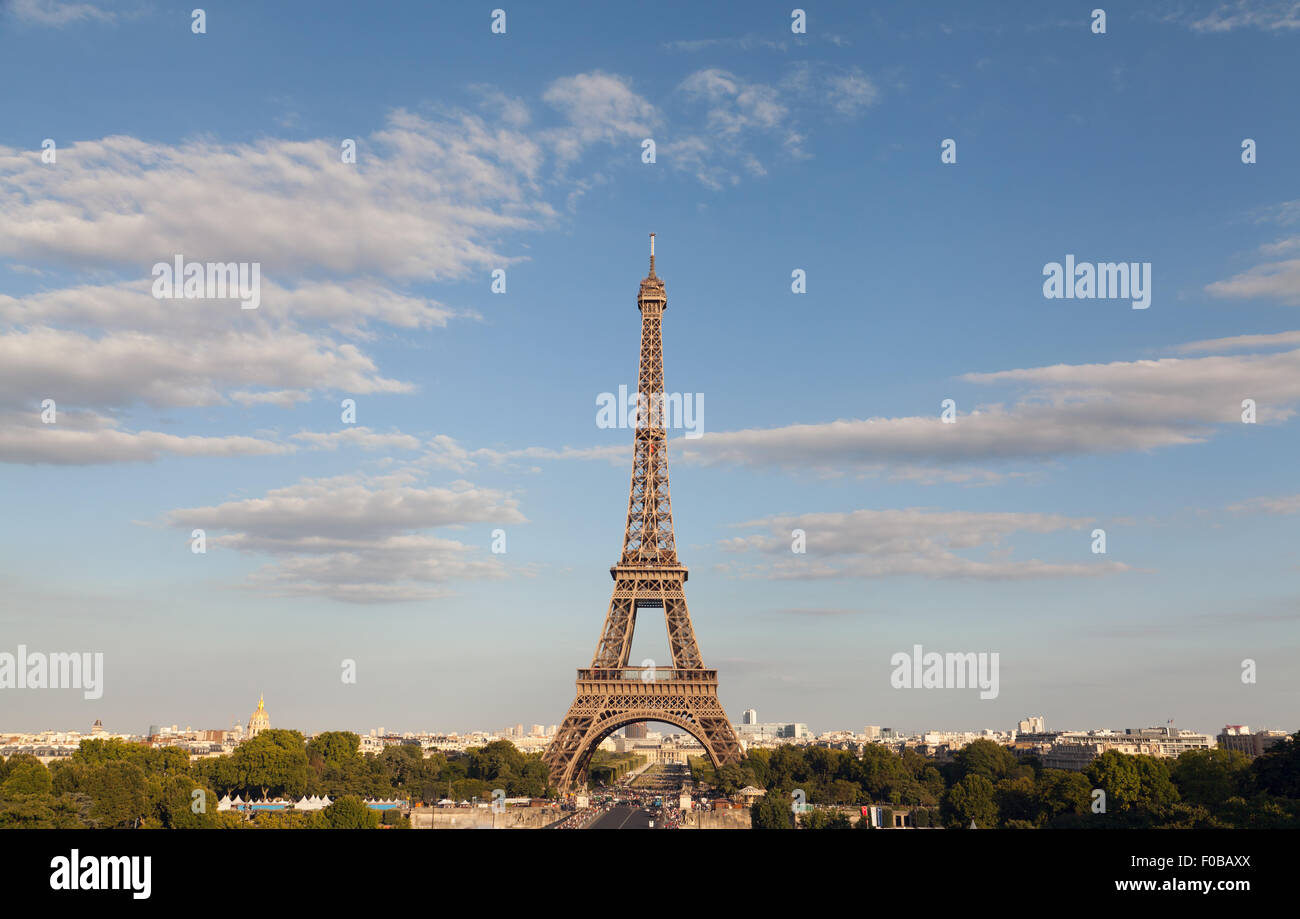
[544,668,743,791]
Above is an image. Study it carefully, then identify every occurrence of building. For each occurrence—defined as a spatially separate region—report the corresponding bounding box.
[742,709,758,725]
[247,694,271,739]
[1217,725,1290,758]
[1018,716,1047,733]
[1038,726,1214,770]
[624,723,648,739]
[734,720,810,745]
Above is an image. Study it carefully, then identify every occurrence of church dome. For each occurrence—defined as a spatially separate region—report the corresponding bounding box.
[247,694,271,738]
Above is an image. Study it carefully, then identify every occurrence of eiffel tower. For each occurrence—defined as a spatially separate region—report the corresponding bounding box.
[544,234,744,792]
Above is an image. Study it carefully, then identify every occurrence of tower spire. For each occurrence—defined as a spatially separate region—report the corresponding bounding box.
[648,232,656,277]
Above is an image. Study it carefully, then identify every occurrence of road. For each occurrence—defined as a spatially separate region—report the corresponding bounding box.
[586,805,656,829]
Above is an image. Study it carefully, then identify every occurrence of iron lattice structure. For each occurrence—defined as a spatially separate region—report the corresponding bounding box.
[544,236,743,791]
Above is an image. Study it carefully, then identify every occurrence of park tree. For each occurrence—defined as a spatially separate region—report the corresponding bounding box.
[766,746,810,790]
[715,762,750,796]
[468,740,527,787]
[512,756,550,798]
[82,760,149,828]
[1087,750,1142,812]
[952,739,1019,784]
[231,729,311,800]
[2,759,51,796]
[941,774,998,829]
[859,744,907,800]
[306,732,361,768]
[751,791,796,830]
[316,794,380,829]
[150,774,220,829]
[743,748,772,789]
[1134,755,1180,818]
[1034,769,1092,824]
[994,775,1038,826]
[801,808,853,829]
[828,779,861,805]
[1171,748,1252,807]
[1254,733,1300,799]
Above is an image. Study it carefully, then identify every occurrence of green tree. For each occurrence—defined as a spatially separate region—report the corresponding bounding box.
[2,759,51,796]
[468,740,526,782]
[801,808,852,829]
[230,729,311,800]
[941,774,997,829]
[952,739,1019,784]
[1035,769,1092,824]
[150,774,220,829]
[714,762,751,796]
[1171,748,1252,806]
[1254,733,1300,799]
[306,732,361,768]
[252,809,316,829]
[859,744,907,800]
[82,761,149,828]
[1134,756,1179,817]
[1087,750,1142,812]
[994,775,1038,826]
[318,794,380,829]
[751,792,796,829]
[766,746,810,790]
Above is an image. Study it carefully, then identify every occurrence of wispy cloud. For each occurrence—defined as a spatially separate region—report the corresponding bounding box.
[721,508,1130,581]
[162,471,526,603]
[1226,493,1300,514]
[5,0,116,26]
[1185,1,1300,32]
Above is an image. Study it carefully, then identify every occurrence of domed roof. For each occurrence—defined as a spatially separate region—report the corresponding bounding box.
[248,694,271,734]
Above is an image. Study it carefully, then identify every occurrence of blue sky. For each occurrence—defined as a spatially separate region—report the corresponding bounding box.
[1,0,1298,738]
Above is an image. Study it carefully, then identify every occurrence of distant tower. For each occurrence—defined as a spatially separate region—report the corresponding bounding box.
[625,723,649,739]
[90,719,105,734]
[247,694,271,739]
[743,709,758,725]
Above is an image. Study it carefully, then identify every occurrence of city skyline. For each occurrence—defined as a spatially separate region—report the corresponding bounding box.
[2,1,1299,737]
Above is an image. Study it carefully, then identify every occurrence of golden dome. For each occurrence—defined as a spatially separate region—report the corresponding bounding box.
[247,694,271,737]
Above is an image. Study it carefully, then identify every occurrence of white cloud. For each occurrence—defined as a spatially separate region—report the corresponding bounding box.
[291,427,422,452]
[230,390,311,408]
[824,67,880,116]
[0,325,409,411]
[1227,493,1300,514]
[608,342,1300,477]
[0,111,552,278]
[9,0,115,26]
[668,65,879,188]
[1207,258,1300,304]
[722,508,1131,580]
[1186,1,1300,32]
[1173,329,1300,354]
[163,473,526,602]
[542,72,660,164]
[0,409,291,465]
